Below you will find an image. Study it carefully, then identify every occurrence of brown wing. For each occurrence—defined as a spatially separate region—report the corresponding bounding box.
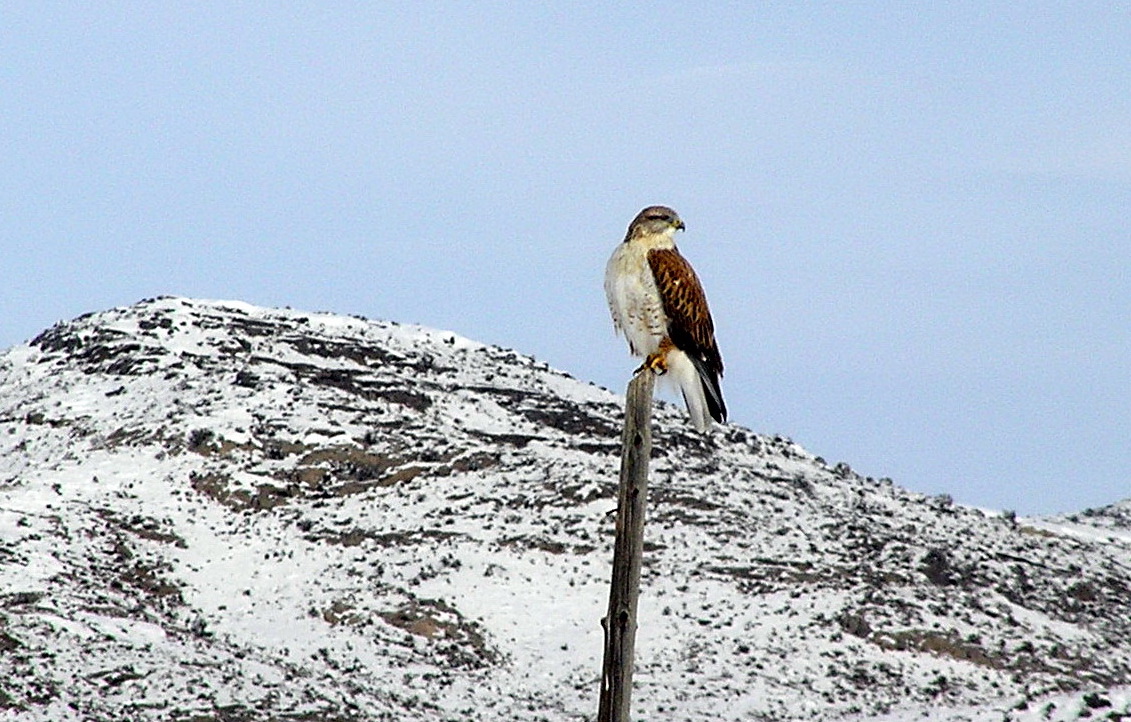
[647,247,723,377]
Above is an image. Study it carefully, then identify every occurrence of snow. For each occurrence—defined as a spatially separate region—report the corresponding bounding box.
[1025,517,1131,547]
[1,296,1129,721]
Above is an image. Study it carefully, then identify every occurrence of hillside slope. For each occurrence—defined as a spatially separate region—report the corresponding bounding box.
[1,297,1129,721]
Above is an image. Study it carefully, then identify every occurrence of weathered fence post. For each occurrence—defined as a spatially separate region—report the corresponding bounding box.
[598,369,655,722]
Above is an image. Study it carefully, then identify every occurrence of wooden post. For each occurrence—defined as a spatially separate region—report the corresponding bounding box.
[598,369,655,722]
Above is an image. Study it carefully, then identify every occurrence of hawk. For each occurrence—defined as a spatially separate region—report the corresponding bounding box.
[605,205,726,431]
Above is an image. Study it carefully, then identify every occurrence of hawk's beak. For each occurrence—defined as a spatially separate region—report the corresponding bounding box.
[674,220,686,231]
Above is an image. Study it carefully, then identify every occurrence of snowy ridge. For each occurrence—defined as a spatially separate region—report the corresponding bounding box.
[1037,500,1131,548]
[1,297,1129,721]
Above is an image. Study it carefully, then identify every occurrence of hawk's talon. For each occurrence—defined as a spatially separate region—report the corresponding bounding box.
[633,362,665,377]
[636,352,668,376]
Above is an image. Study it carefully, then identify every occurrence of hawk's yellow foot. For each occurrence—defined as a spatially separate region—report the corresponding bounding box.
[635,352,668,376]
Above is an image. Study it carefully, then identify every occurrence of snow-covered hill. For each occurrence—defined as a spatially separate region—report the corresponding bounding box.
[1,297,1129,721]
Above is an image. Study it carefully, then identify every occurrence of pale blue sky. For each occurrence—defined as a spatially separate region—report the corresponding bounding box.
[3,3,1128,514]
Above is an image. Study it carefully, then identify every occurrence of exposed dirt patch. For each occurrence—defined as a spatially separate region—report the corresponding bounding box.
[379,596,500,670]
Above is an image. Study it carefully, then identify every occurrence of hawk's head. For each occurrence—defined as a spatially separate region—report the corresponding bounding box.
[626,205,685,241]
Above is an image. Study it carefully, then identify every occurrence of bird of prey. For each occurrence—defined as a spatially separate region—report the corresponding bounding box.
[605,205,726,431]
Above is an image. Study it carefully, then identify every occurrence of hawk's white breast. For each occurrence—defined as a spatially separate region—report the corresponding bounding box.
[604,235,672,359]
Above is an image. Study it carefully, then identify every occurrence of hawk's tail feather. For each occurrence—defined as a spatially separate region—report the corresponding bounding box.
[665,350,726,432]
[687,352,727,424]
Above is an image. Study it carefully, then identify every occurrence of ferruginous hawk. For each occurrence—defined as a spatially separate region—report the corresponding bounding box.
[605,205,726,431]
